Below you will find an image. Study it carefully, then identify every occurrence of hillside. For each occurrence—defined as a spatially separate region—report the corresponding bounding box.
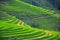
[0,14,60,40]
[20,0,60,11]
[48,0,60,10]
[0,0,60,40]
[20,0,55,10]
[0,0,60,31]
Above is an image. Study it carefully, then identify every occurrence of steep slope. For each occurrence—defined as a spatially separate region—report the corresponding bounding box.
[0,14,60,40]
[0,0,60,31]
[20,0,60,11]
[20,0,55,10]
[0,12,30,28]
[0,0,60,30]
[48,0,60,10]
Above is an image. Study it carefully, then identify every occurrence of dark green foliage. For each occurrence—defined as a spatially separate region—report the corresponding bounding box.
[0,0,9,1]
[20,0,55,10]
[48,0,60,10]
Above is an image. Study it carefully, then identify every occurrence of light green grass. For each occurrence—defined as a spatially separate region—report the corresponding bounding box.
[0,18,60,40]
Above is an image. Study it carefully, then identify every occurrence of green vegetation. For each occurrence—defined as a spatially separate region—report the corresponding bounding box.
[20,0,55,10]
[0,15,60,40]
[0,0,60,30]
[0,0,60,40]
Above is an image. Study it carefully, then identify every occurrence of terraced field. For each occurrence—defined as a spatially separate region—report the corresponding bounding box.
[0,0,60,40]
[0,0,60,30]
[0,15,60,40]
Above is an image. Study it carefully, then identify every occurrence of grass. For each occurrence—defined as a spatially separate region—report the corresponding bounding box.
[0,0,60,30]
[0,16,60,40]
[0,0,60,40]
